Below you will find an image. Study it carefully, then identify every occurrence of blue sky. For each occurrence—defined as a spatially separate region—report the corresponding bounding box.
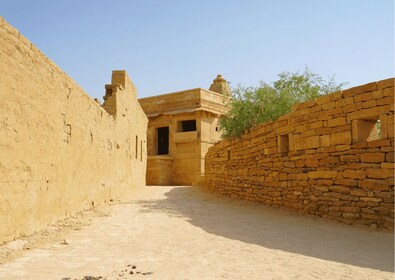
[2,0,394,99]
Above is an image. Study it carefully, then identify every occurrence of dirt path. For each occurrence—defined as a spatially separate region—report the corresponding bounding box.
[0,186,393,280]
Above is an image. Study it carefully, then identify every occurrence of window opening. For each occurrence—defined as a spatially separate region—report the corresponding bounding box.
[178,120,196,132]
[135,135,138,159]
[140,140,143,161]
[278,134,289,153]
[352,118,380,142]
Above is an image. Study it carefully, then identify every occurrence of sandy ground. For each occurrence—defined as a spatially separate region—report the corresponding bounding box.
[0,186,393,280]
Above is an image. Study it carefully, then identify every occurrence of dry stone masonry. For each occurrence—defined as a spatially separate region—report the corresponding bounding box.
[0,17,148,243]
[205,79,394,229]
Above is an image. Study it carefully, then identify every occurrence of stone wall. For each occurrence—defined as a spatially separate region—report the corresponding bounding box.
[0,17,148,243]
[205,79,394,229]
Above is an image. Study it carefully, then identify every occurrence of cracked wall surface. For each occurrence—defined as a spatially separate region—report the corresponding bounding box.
[205,79,394,229]
[0,17,148,243]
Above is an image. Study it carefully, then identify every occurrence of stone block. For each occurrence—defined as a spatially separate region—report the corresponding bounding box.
[319,156,339,166]
[386,152,394,162]
[350,188,367,196]
[377,78,394,89]
[383,87,394,97]
[294,136,320,150]
[344,103,363,113]
[330,131,351,145]
[377,96,394,106]
[347,105,390,121]
[342,213,360,219]
[335,178,358,187]
[381,162,394,169]
[336,96,354,107]
[327,117,346,127]
[366,169,393,179]
[371,90,383,99]
[305,158,319,167]
[321,101,336,110]
[360,153,385,163]
[359,179,389,191]
[343,169,366,179]
[329,185,350,194]
[315,94,332,105]
[319,135,330,147]
[362,100,376,109]
[340,155,359,162]
[354,92,372,103]
[308,171,338,179]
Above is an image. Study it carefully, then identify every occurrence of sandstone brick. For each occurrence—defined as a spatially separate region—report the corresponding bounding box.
[332,124,351,133]
[327,117,346,127]
[335,96,354,107]
[366,168,393,179]
[359,179,389,191]
[335,178,358,187]
[305,158,319,167]
[321,101,336,110]
[347,105,390,121]
[315,128,332,136]
[377,96,394,106]
[316,179,333,186]
[383,87,394,97]
[340,206,360,213]
[308,171,338,179]
[315,94,332,105]
[360,208,375,214]
[342,213,360,219]
[377,78,394,89]
[296,173,308,180]
[386,152,394,162]
[354,92,372,102]
[329,185,350,194]
[381,162,394,169]
[371,90,383,99]
[340,155,359,162]
[360,153,385,163]
[354,82,378,94]
[358,198,381,206]
[319,156,339,166]
[343,103,363,113]
[294,136,320,150]
[350,188,367,196]
[367,139,390,148]
[362,99,376,109]
[330,131,351,145]
[343,169,366,179]
[319,135,330,147]
[335,145,351,152]
[360,213,380,220]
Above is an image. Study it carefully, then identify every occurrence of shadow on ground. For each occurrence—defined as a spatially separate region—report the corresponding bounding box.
[138,186,394,273]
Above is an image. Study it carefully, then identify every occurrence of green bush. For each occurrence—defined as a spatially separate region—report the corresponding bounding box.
[219,68,347,139]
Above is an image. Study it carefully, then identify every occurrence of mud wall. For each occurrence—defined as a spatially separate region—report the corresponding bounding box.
[0,17,148,243]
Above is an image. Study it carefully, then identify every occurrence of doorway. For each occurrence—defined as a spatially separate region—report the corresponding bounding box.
[157,126,169,155]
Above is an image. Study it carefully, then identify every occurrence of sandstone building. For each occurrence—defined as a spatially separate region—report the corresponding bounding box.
[139,75,231,186]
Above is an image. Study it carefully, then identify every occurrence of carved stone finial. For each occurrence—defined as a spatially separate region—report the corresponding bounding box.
[209,74,231,96]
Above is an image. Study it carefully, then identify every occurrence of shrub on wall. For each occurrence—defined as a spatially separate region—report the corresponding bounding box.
[219,68,347,139]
